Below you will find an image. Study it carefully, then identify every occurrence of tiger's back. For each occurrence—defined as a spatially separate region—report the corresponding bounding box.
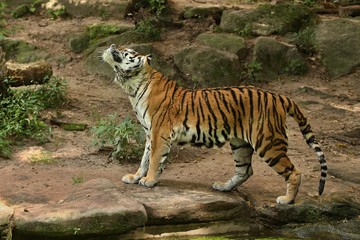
[102,45,327,204]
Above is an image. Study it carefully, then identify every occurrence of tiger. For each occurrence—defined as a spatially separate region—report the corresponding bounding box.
[101,44,327,204]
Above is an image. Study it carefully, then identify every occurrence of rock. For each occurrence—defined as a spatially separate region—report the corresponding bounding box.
[253,37,308,80]
[280,219,360,240]
[195,33,248,60]
[258,192,360,226]
[2,60,52,87]
[220,4,318,36]
[127,186,253,225]
[0,38,49,63]
[183,6,223,22]
[315,18,360,78]
[44,0,129,19]
[68,33,90,53]
[174,46,243,87]
[86,23,133,40]
[12,4,30,18]
[339,5,360,17]
[13,179,147,238]
[0,201,14,239]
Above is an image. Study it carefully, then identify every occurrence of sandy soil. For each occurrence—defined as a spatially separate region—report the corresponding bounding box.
[0,1,359,211]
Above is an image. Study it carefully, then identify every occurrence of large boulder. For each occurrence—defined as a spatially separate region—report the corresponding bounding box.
[195,33,248,60]
[174,46,243,87]
[253,37,308,80]
[315,18,360,78]
[13,179,147,238]
[0,39,49,63]
[220,4,318,36]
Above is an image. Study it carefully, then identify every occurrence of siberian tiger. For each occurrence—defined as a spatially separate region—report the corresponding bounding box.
[102,44,327,204]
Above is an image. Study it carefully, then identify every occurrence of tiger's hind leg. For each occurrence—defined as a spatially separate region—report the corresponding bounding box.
[264,151,302,204]
[213,138,254,191]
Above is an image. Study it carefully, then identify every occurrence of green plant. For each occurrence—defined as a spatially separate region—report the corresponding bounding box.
[293,27,316,55]
[91,115,145,161]
[48,6,66,19]
[0,77,67,157]
[149,0,166,16]
[0,2,8,39]
[241,60,262,82]
[284,59,308,75]
[72,176,84,185]
[302,0,317,7]
[30,150,55,164]
[236,23,252,37]
[135,17,161,41]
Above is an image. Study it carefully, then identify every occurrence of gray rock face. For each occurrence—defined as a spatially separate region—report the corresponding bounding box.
[220,4,317,36]
[254,37,308,80]
[196,33,248,60]
[13,179,147,238]
[315,18,360,78]
[174,46,243,87]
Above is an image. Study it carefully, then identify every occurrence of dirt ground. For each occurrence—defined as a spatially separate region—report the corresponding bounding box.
[0,1,359,211]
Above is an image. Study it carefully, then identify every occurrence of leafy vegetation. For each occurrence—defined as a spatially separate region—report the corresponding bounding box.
[30,150,55,164]
[284,59,308,75]
[149,0,166,16]
[0,77,67,157]
[293,27,317,55]
[135,18,161,41]
[241,61,263,82]
[91,115,145,161]
[0,2,8,39]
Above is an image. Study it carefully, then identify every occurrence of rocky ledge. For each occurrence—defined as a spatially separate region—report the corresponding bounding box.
[1,178,359,239]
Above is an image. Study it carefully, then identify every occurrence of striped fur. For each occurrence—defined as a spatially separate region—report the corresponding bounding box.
[102,45,327,204]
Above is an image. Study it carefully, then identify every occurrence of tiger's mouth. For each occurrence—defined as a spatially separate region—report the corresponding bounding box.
[102,44,122,73]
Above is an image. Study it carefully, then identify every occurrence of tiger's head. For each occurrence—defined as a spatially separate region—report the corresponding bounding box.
[102,44,152,86]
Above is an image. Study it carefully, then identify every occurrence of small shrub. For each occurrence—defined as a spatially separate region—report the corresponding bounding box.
[91,115,145,161]
[0,77,67,157]
[241,60,262,82]
[284,59,308,75]
[135,18,161,41]
[30,150,55,164]
[293,27,316,55]
[48,6,66,19]
[236,23,252,37]
[72,176,84,185]
[149,0,166,16]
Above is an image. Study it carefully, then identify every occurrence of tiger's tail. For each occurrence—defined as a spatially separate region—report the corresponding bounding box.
[284,96,327,195]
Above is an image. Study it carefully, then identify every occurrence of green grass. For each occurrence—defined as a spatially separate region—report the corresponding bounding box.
[0,77,67,157]
[29,150,55,164]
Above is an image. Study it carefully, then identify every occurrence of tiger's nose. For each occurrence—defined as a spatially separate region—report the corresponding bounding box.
[110,44,116,49]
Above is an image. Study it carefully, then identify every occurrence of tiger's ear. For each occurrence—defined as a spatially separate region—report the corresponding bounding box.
[146,54,152,63]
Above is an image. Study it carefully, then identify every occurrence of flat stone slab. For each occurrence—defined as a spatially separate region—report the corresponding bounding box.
[13,179,147,238]
[129,184,252,225]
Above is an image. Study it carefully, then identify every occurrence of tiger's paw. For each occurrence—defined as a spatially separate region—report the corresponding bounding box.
[138,177,157,188]
[212,181,232,192]
[121,174,140,184]
[276,196,295,204]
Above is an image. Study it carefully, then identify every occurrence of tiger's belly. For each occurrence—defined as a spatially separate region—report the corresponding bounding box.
[172,125,229,148]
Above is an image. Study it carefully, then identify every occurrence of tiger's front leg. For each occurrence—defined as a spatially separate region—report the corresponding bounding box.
[138,135,171,187]
[122,135,150,184]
